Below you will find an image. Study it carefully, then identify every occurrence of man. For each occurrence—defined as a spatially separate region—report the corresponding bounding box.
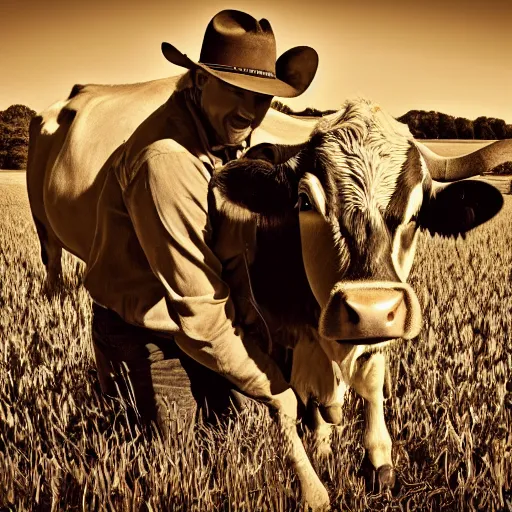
[84,9,318,433]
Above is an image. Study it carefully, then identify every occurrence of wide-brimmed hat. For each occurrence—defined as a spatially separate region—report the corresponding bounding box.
[161,9,318,98]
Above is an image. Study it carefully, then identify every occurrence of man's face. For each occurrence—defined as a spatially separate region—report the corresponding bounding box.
[198,72,273,145]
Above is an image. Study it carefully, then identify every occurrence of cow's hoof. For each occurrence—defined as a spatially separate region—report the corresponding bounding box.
[377,464,396,490]
[305,495,330,512]
[303,483,330,511]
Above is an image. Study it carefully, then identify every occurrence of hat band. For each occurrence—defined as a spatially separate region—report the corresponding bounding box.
[200,62,276,79]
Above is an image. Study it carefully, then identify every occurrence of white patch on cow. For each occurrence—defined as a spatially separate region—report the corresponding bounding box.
[211,186,254,224]
[418,153,430,183]
[403,182,423,224]
[392,225,420,282]
[298,173,327,215]
[334,371,349,404]
[297,173,348,276]
[391,183,423,281]
[318,340,366,383]
[291,334,343,407]
[286,155,300,172]
[349,351,393,469]
[373,106,414,139]
[297,176,339,304]
[40,100,69,135]
[299,211,342,307]
[429,177,450,199]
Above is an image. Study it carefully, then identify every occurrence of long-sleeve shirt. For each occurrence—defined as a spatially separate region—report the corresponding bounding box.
[84,89,290,401]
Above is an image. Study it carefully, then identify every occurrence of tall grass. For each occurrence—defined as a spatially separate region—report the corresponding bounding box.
[0,182,510,511]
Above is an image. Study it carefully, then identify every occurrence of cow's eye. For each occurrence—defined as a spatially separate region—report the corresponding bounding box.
[298,192,314,211]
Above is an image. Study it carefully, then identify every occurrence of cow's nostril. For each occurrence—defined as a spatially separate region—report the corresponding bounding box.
[346,304,360,325]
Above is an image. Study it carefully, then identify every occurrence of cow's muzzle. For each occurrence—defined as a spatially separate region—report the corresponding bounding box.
[318,281,422,343]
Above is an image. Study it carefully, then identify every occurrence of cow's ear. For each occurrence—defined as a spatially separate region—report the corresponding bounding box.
[244,142,305,165]
[211,143,303,220]
[419,179,503,237]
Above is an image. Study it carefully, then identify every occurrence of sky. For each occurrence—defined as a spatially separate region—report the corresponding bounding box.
[2,0,511,122]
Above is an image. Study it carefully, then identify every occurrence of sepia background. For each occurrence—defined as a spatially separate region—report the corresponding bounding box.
[2,0,512,121]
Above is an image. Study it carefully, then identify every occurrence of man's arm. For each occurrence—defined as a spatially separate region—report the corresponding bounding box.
[121,142,291,403]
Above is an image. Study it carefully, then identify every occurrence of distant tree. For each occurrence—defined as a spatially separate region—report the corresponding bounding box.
[398,110,442,138]
[6,144,29,170]
[488,117,507,139]
[293,107,324,117]
[437,113,457,139]
[0,104,36,126]
[0,122,9,168]
[397,111,426,138]
[271,100,292,115]
[423,111,441,139]
[473,117,496,140]
[505,124,512,139]
[271,101,334,117]
[0,123,29,169]
[454,117,475,139]
[0,104,36,169]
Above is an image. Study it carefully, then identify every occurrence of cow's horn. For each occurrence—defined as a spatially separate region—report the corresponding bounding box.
[244,142,305,165]
[415,139,512,181]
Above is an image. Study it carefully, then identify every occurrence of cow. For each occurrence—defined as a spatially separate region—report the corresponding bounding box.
[210,101,510,508]
[27,77,512,510]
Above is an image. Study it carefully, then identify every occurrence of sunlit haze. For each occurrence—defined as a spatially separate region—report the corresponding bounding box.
[2,0,511,122]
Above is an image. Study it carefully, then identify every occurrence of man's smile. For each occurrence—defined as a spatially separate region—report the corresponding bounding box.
[229,114,253,130]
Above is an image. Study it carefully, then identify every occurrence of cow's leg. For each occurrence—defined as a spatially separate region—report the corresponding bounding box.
[310,401,335,458]
[350,352,395,489]
[46,235,63,291]
[273,388,330,511]
[26,114,65,297]
[291,337,346,459]
[33,215,62,296]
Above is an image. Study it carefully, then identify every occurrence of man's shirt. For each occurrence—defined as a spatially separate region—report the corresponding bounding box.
[84,89,288,398]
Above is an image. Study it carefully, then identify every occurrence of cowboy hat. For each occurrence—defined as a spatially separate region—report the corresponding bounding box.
[161,9,318,98]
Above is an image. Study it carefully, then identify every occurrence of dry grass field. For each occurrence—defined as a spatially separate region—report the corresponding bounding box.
[0,173,511,511]
[422,140,495,157]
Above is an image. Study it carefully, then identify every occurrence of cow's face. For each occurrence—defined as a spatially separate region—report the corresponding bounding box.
[296,105,429,344]
[212,99,503,347]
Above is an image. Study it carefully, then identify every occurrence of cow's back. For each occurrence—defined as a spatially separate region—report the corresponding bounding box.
[27,74,316,264]
[27,76,180,261]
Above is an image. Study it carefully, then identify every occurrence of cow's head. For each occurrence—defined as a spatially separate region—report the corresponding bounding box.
[211,99,506,348]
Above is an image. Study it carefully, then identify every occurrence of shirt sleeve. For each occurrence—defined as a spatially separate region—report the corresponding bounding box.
[121,142,290,401]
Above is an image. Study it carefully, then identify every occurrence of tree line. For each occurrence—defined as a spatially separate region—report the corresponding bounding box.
[396,110,512,140]
[0,104,36,170]
[1,103,512,170]
[271,101,512,140]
